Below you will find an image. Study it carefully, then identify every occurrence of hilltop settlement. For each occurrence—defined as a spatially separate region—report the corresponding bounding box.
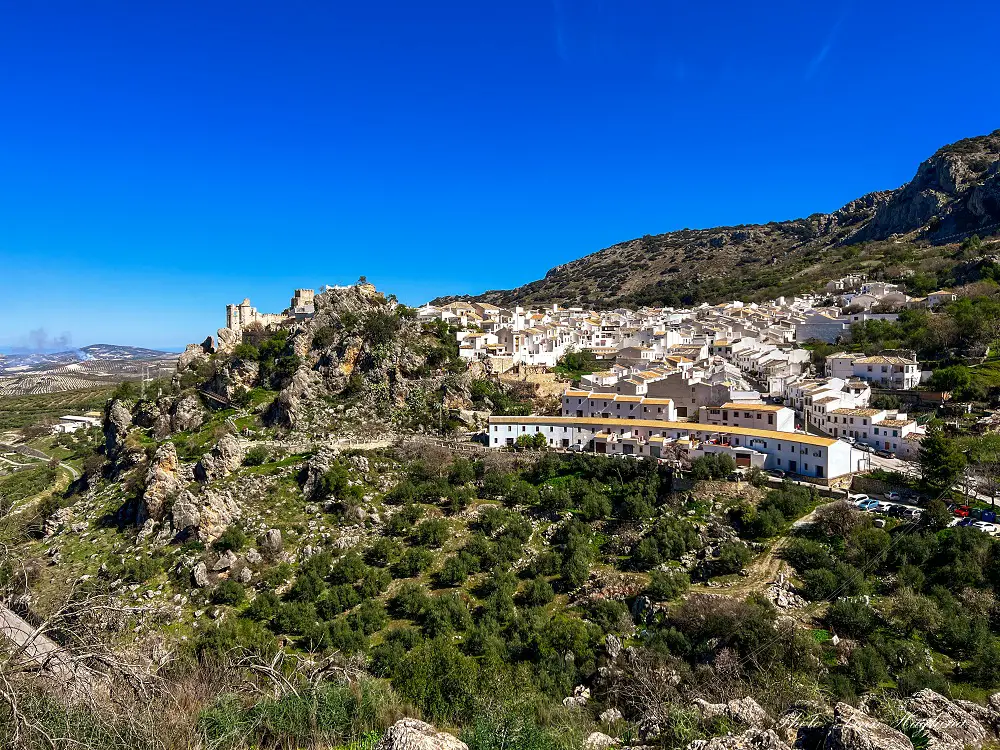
[8,131,1000,750]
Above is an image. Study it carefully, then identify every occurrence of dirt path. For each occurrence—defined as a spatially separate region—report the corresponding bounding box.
[690,502,830,598]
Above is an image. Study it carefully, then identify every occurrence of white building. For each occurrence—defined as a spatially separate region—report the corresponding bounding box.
[488,415,866,483]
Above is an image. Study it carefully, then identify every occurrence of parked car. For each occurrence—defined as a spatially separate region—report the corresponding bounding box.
[875,449,894,459]
[877,501,896,514]
[889,505,908,518]
[954,505,972,518]
[768,469,786,479]
[958,517,977,527]
[848,493,870,503]
[974,521,999,535]
[900,508,923,521]
[567,443,586,452]
[855,444,873,453]
[885,491,901,501]
[856,498,880,512]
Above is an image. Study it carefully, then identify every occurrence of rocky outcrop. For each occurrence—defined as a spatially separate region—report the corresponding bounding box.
[103,399,133,460]
[584,732,618,750]
[687,728,791,750]
[904,688,988,750]
[265,367,317,428]
[259,528,283,556]
[169,487,241,542]
[195,434,245,482]
[171,394,207,433]
[139,443,182,525]
[824,703,912,750]
[695,697,772,730]
[374,718,467,750]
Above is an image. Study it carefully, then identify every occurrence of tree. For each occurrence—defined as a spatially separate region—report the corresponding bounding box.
[919,426,966,492]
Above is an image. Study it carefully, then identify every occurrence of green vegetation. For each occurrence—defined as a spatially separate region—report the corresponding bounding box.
[0,464,58,508]
[0,387,113,430]
[553,349,600,380]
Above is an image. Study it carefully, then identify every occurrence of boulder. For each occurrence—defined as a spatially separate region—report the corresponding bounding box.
[177,344,208,372]
[905,688,988,750]
[824,702,912,750]
[687,728,791,749]
[260,528,283,556]
[374,718,467,750]
[169,488,241,542]
[192,562,210,588]
[245,548,263,565]
[954,699,1000,734]
[172,394,207,433]
[104,399,133,459]
[211,550,237,572]
[695,697,771,730]
[139,443,182,524]
[196,434,245,482]
[584,732,618,750]
[606,633,623,660]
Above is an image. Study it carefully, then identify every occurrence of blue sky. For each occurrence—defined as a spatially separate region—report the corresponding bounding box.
[2,1,1000,349]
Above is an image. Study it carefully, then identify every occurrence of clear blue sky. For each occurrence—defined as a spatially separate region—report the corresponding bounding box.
[2,1,999,350]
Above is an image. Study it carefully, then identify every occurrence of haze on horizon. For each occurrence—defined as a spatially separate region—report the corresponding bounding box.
[2,0,1000,350]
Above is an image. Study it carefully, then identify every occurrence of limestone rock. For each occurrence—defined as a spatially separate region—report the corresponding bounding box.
[905,688,988,750]
[687,728,791,750]
[695,697,771,730]
[139,443,182,524]
[172,394,207,433]
[606,633,623,660]
[245,548,262,565]
[584,732,618,750]
[374,718,467,750]
[196,434,245,482]
[178,344,208,372]
[260,528,283,556]
[103,399,133,459]
[192,562,210,588]
[211,550,237,572]
[824,702,912,750]
[563,685,590,708]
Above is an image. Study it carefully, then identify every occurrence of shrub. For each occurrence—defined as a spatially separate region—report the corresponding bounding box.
[211,580,247,606]
[243,591,281,623]
[827,599,876,638]
[647,569,690,601]
[412,518,449,548]
[520,576,555,607]
[311,325,337,349]
[392,547,434,579]
[349,600,389,636]
[714,541,752,575]
[213,526,248,553]
[243,445,270,467]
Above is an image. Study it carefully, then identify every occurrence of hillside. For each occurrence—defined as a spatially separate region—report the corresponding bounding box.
[8,282,1000,749]
[437,129,1000,309]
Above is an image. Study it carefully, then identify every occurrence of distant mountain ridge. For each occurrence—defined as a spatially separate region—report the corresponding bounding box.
[434,129,1000,309]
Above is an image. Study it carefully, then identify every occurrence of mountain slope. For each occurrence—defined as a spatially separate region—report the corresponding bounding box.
[439,129,1000,309]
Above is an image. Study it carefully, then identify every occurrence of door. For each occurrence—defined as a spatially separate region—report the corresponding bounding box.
[596,443,607,454]
[789,460,797,473]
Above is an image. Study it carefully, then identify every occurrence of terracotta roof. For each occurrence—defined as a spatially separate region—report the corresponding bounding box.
[830,408,882,416]
[719,402,785,412]
[489,415,840,447]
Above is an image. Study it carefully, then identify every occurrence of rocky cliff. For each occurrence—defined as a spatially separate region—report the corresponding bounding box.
[436,130,1000,309]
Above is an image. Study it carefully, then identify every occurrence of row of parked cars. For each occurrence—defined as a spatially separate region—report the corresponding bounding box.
[848,493,1000,534]
[850,494,924,521]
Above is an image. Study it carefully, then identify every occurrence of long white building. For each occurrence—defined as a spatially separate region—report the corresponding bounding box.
[488,415,866,484]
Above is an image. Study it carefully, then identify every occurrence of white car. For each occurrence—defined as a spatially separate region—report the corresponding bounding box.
[885,491,901,501]
[848,493,870,503]
[973,521,999,536]
[877,501,895,513]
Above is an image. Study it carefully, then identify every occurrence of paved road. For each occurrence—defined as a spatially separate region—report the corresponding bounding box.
[0,603,80,683]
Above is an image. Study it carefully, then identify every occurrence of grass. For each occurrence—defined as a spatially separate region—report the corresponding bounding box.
[0,464,58,504]
[0,386,114,429]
